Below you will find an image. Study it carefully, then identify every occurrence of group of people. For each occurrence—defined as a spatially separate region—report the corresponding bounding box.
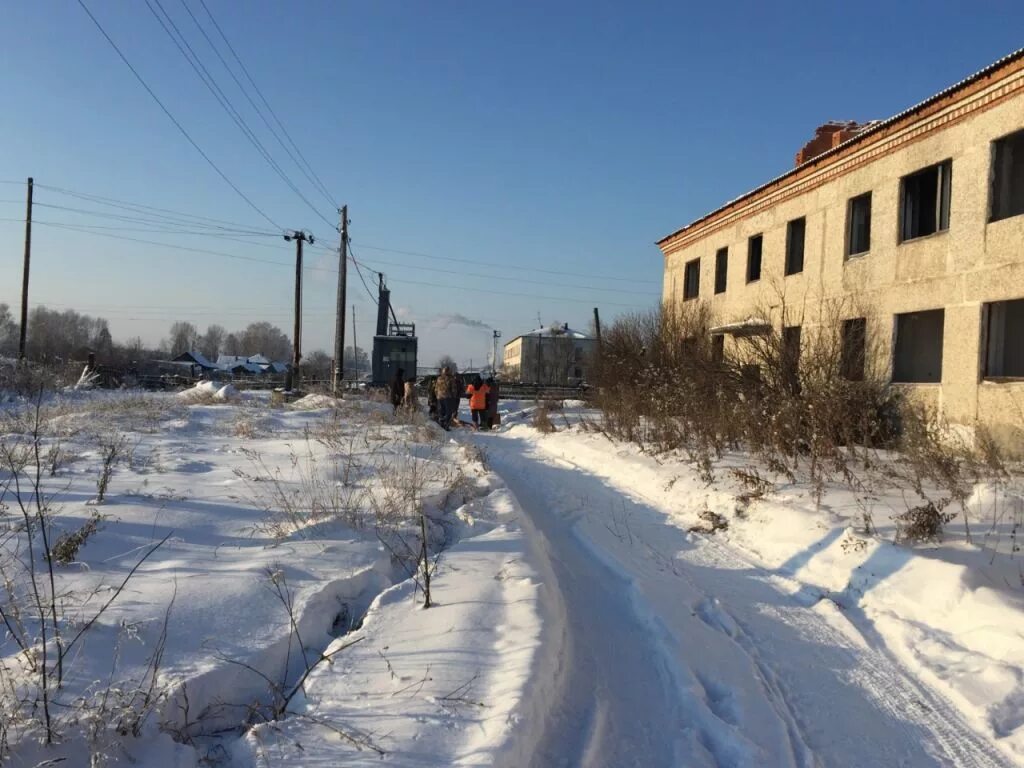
[389,366,500,431]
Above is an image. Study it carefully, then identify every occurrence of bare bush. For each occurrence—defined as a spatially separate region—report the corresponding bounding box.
[94,432,127,503]
[50,512,103,565]
[532,402,556,434]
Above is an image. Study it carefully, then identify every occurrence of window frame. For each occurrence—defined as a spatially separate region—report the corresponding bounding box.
[898,159,952,243]
[982,297,1024,380]
[746,234,763,283]
[785,217,806,276]
[990,128,1024,223]
[714,247,728,294]
[846,192,872,258]
[892,308,945,384]
[683,258,700,301]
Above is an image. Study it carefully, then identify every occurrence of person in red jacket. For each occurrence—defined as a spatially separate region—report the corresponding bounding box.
[465,374,490,430]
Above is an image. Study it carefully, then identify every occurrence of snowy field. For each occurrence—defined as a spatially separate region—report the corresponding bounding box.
[2,389,1023,767]
[1,388,542,767]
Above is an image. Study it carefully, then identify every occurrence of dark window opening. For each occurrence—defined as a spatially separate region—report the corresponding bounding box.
[683,258,700,300]
[711,334,724,363]
[841,318,867,381]
[991,129,1024,222]
[847,192,872,257]
[984,298,1024,378]
[785,217,805,275]
[782,325,801,394]
[893,309,944,383]
[714,247,728,294]
[747,234,763,283]
[900,160,951,241]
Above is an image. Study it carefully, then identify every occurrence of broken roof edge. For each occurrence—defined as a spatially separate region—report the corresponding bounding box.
[656,46,1024,251]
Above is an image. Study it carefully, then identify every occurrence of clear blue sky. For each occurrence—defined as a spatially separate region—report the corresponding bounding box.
[1,1,1021,367]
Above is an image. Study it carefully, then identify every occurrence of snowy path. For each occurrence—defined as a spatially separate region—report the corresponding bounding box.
[484,430,1012,768]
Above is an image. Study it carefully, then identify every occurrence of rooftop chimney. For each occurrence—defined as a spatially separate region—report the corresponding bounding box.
[795,121,870,166]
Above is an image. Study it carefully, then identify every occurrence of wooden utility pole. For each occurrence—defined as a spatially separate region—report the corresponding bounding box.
[593,307,602,346]
[333,205,348,394]
[284,230,314,391]
[18,177,33,360]
[351,304,358,379]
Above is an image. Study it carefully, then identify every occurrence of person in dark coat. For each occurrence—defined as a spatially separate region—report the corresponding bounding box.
[426,377,439,422]
[434,366,457,430]
[484,376,500,430]
[390,368,405,414]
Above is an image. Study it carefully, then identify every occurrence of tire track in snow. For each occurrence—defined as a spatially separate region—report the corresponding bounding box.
[491,432,1012,767]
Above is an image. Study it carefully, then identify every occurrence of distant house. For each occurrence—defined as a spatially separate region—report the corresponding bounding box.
[173,351,217,370]
[502,324,595,385]
[215,354,288,376]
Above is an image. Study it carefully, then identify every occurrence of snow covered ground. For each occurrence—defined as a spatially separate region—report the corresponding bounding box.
[0,389,544,767]
[3,390,1023,766]
[486,400,1024,767]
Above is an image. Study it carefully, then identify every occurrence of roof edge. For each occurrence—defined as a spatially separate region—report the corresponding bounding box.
[657,46,1024,251]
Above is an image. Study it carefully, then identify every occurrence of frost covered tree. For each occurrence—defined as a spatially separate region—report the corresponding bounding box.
[199,324,227,361]
[0,303,18,357]
[166,321,199,356]
[238,322,292,362]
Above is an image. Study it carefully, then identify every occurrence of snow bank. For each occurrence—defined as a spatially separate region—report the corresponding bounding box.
[175,380,245,403]
[289,392,338,410]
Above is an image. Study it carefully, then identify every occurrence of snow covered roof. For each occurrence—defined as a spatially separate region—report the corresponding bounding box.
[522,325,591,339]
[214,354,285,374]
[173,351,217,369]
[658,46,1024,248]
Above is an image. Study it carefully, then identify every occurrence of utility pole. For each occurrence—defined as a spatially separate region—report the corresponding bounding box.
[333,205,348,395]
[492,330,502,375]
[284,229,314,391]
[18,177,33,360]
[593,307,602,346]
[351,304,358,381]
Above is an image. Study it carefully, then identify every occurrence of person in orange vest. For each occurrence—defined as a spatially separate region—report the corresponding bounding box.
[465,374,490,430]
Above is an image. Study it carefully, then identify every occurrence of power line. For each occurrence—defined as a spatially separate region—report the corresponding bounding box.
[179,0,337,211]
[196,0,336,208]
[33,183,281,234]
[345,243,647,309]
[31,202,277,235]
[75,0,282,230]
[347,242,380,305]
[354,241,661,286]
[143,0,333,230]
[7,217,653,309]
[336,250,656,296]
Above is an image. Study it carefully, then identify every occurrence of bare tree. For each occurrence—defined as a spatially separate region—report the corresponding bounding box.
[198,324,227,361]
[166,321,199,356]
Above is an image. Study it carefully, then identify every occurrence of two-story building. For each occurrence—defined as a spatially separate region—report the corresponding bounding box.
[658,48,1024,451]
[503,324,595,385]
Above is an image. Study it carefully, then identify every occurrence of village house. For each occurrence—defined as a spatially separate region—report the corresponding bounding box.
[502,324,595,385]
[658,48,1024,451]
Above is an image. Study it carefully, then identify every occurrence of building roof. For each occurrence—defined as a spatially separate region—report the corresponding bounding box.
[524,325,591,339]
[173,351,217,369]
[657,47,1024,250]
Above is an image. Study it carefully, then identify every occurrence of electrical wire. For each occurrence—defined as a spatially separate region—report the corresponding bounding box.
[196,0,336,208]
[347,242,380,305]
[333,250,655,296]
[31,202,278,235]
[33,183,281,234]
[354,241,661,286]
[179,0,337,211]
[143,0,333,230]
[75,0,282,231]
